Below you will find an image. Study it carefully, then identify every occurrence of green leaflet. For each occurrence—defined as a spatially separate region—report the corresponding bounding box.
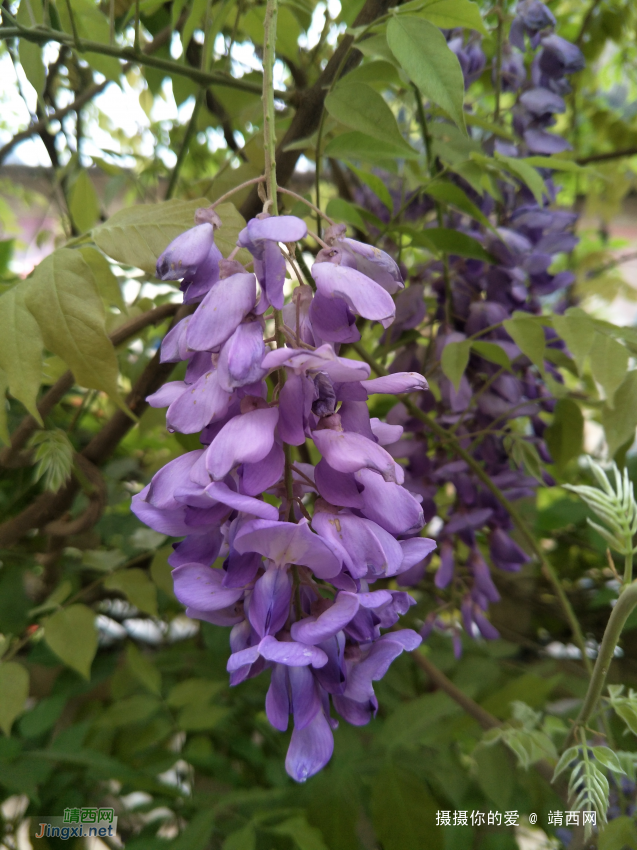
[93,199,246,274]
[324,131,416,163]
[0,662,29,735]
[0,368,10,445]
[325,198,366,231]
[471,341,512,371]
[441,340,471,391]
[552,308,595,375]
[416,0,488,35]
[545,399,584,470]
[503,313,546,373]
[0,285,43,422]
[346,163,394,212]
[424,180,497,232]
[494,153,546,204]
[270,816,329,850]
[325,82,414,154]
[387,16,466,133]
[125,642,161,696]
[602,370,637,458]
[79,246,126,313]
[590,332,628,408]
[18,41,45,96]
[69,172,101,235]
[222,824,257,850]
[412,227,493,261]
[104,569,158,617]
[44,604,98,680]
[23,248,123,403]
[371,762,443,850]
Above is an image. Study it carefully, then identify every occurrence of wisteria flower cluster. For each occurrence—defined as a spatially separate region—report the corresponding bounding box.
[378,1,585,652]
[132,210,435,781]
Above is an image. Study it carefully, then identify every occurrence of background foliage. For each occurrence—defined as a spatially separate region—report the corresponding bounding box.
[2,0,637,848]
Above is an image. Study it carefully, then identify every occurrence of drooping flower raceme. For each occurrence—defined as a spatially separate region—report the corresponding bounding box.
[133,209,435,781]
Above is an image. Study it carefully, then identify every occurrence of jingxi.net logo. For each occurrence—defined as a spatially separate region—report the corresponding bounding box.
[34,808,117,840]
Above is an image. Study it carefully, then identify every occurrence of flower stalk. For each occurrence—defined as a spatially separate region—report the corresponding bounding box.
[263,0,279,215]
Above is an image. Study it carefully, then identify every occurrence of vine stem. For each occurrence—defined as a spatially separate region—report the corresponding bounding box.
[211,175,266,208]
[263,0,279,215]
[567,580,637,745]
[351,342,593,674]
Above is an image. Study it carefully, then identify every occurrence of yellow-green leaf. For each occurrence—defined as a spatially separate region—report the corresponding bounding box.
[417,0,488,36]
[387,16,466,133]
[590,332,628,408]
[0,368,10,445]
[23,248,121,400]
[79,246,126,313]
[0,286,43,422]
[326,82,415,155]
[552,308,595,374]
[602,370,637,458]
[126,642,161,695]
[69,171,101,235]
[44,604,98,679]
[0,662,29,735]
[93,199,246,274]
[19,41,45,96]
[503,314,546,373]
[104,568,158,616]
[441,339,471,391]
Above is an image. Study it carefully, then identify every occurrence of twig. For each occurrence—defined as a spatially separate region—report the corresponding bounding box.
[576,147,637,165]
[165,89,203,200]
[263,0,279,215]
[211,175,266,208]
[277,187,335,224]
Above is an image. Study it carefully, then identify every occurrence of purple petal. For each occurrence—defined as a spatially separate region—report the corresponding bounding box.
[278,373,314,446]
[205,481,279,520]
[156,223,214,280]
[217,322,266,391]
[168,531,223,568]
[341,237,404,294]
[239,215,308,245]
[206,407,279,480]
[370,419,403,445]
[131,486,192,536]
[312,512,402,579]
[167,370,232,434]
[314,461,363,508]
[235,518,341,578]
[290,592,360,644]
[146,381,188,408]
[312,262,396,328]
[312,429,402,483]
[259,635,328,668]
[309,293,360,344]
[187,604,243,627]
[147,451,204,509]
[523,129,572,155]
[241,442,285,496]
[289,665,321,729]
[355,469,424,535]
[285,709,334,782]
[160,316,191,363]
[227,644,261,672]
[186,273,257,351]
[172,564,244,611]
[399,537,437,571]
[266,664,290,731]
[363,373,428,394]
[248,568,292,637]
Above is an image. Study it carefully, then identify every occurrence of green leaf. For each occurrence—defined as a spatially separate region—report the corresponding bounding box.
[345,59,402,87]
[552,746,580,781]
[178,704,227,731]
[599,816,637,850]
[425,180,496,231]
[346,164,394,211]
[93,200,246,274]
[602,370,637,458]
[523,156,583,173]
[494,153,546,204]
[171,810,216,850]
[0,369,9,446]
[167,678,224,708]
[325,198,366,231]
[30,428,74,492]
[270,816,329,850]
[504,435,544,483]
[474,742,513,809]
[441,340,471,391]
[590,333,628,407]
[126,642,161,696]
[613,702,637,736]
[371,763,443,850]
[44,604,98,679]
[222,824,256,850]
[0,286,43,422]
[592,746,627,775]
[19,41,45,96]
[503,313,546,372]
[471,341,512,370]
[324,131,417,162]
[104,569,158,617]
[325,83,414,154]
[0,663,29,735]
[24,248,122,400]
[79,247,126,313]
[355,33,396,63]
[101,694,161,727]
[552,308,595,374]
[69,171,101,235]
[545,399,584,470]
[412,227,493,261]
[56,0,120,81]
[417,0,488,35]
[387,16,466,133]
[150,546,177,599]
